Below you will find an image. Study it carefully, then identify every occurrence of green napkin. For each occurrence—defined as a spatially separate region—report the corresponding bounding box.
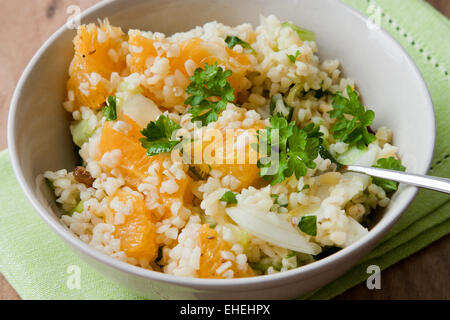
[0,0,449,300]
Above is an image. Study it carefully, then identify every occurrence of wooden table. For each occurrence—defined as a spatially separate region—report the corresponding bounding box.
[0,0,448,300]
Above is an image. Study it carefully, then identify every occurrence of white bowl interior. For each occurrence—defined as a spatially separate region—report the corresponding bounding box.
[8,0,434,298]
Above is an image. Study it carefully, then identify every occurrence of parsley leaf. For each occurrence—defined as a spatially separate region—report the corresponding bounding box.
[220,191,237,204]
[300,184,310,191]
[287,50,301,63]
[225,36,255,53]
[372,157,406,193]
[318,145,343,170]
[139,115,181,156]
[271,193,288,207]
[102,95,117,121]
[188,166,208,180]
[256,116,323,185]
[154,246,164,266]
[298,215,317,236]
[328,86,376,149]
[185,63,235,126]
[308,88,329,99]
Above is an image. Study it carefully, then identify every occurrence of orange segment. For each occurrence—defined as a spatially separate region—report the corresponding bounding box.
[190,124,264,190]
[212,163,261,190]
[67,21,128,110]
[212,127,263,190]
[127,32,170,106]
[126,33,252,108]
[99,116,159,188]
[108,189,157,262]
[172,38,251,95]
[197,224,253,278]
[99,115,193,217]
[128,32,158,74]
[165,174,194,206]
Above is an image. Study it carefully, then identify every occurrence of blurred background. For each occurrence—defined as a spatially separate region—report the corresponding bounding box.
[0,0,448,300]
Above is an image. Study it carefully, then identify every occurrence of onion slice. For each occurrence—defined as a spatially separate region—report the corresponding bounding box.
[121,94,162,128]
[344,217,368,247]
[226,207,322,255]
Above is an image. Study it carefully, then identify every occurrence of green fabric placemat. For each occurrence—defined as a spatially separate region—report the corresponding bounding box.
[0,0,449,300]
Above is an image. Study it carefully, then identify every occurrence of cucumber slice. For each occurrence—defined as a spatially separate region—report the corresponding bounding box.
[339,145,380,189]
[336,146,368,165]
[68,200,84,216]
[352,145,379,167]
[281,22,316,41]
[70,119,96,147]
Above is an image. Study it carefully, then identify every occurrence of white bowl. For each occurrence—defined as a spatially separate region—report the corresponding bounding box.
[8,0,435,299]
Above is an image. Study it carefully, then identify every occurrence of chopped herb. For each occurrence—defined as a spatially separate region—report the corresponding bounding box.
[328,86,376,149]
[286,251,297,258]
[307,88,329,99]
[300,184,310,191]
[372,157,406,193]
[102,95,117,121]
[139,115,181,156]
[224,35,255,53]
[256,116,323,185]
[271,193,288,208]
[318,145,342,170]
[249,261,281,272]
[155,246,164,266]
[188,165,208,180]
[185,63,235,126]
[287,50,301,63]
[45,178,55,191]
[281,22,316,41]
[200,214,217,228]
[220,190,237,204]
[298,215,317,236]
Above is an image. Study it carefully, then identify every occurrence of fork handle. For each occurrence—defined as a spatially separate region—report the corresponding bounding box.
[345,165,450,194]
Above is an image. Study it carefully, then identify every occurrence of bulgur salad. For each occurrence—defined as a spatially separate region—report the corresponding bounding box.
[43,15,406,278]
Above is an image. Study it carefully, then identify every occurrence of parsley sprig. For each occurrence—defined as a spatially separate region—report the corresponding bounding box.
[298,215,317,236]
[328,86,376,149]
[139,115,181,156]
[256,116,323,185]
[372,157,406,193]
[220,191,237,204]
[102,95,117,121]
[185,63,235,126]
[225,36,255,53]
[287,50,300,63]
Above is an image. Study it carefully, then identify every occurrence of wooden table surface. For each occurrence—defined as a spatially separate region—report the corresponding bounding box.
[0,0,449,300]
